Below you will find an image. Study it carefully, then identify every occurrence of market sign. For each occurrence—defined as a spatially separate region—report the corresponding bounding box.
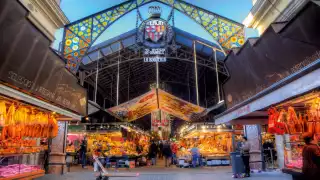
[107,89,205,122]
[138,6,174,63]
[158,89,205,121]
[0,2,87,116]
[108,90,158,121]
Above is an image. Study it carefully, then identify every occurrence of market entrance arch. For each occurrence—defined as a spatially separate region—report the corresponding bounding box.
[61,0,245,73]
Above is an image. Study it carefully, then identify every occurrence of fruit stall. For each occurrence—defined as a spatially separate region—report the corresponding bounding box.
[67,123,150,168]
[0,95,59,179]
[267,91,320,177]
[178,123,233,166]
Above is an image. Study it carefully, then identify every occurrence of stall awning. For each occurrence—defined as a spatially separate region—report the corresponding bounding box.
[107,89,205,122]
[215,61,320,124]
[0,84,82,120]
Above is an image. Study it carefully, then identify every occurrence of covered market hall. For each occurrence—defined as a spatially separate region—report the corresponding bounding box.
[0,0,319,180]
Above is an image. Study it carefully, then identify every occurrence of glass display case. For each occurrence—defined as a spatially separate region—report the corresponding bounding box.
[0,153,45,179]
[284,134,303,171]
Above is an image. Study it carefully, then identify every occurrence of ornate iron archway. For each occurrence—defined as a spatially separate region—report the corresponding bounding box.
[62,0,245,73]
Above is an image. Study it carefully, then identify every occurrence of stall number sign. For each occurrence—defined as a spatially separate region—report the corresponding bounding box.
[144,48,166,62]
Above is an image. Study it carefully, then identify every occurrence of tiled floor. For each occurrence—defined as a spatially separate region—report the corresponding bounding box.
[36,166,292,180]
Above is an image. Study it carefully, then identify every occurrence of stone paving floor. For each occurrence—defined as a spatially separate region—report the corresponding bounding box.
[36,166,292,180]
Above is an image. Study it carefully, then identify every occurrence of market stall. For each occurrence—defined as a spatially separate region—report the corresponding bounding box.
[178,123,233,166]
[67,123,150,168]
[267,91,320,179]
[0,94,61,179]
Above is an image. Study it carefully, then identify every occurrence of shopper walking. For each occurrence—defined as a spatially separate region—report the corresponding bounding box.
[92,142,104,176]
[158,141,164,159]
[190,143,200,168]
[80,137,88,169]
[162,141,172,167]
[149,141,158,165]
[241,136,251,177]
[171,141,178,165]
[302,133,320,179]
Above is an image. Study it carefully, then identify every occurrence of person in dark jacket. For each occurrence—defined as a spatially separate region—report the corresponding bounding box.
[302,133,320,179]
[149,141,158,165]
[158,141,164,159]
[80,137,88,168]
[162,141,172,167]
[240,136,251,177]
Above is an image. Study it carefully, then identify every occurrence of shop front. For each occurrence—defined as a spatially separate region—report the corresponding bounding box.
[67,123,150,169]
[178,123,235,167]
[0,0,87,178]
[214,1,320,174]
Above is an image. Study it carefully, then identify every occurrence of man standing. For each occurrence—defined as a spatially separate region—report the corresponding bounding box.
[149,141,158,165]
[241,136,251,177]
[190,143,200,168]
[159,141,164,159]
[80,136,88,169]
[302,133,320,179]
[162,141,172,167]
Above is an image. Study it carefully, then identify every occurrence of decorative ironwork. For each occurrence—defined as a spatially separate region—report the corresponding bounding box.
[62,0,244,73]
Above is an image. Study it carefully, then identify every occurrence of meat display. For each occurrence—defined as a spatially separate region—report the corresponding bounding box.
[0,164,41,178]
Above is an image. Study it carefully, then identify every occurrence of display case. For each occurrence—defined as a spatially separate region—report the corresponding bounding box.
[283,134,303,171]
[0,153,45,179]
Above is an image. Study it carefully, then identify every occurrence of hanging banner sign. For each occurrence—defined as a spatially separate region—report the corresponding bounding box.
[108,89,204,122]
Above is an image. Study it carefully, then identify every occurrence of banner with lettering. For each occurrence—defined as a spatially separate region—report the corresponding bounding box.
[151,110,171,131]
[108,89,204,122]
[0,1,87,116]
[107,89,158,122]
[158,89,205,121]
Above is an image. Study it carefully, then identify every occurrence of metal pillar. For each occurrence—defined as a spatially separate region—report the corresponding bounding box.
[156,61,159,89]
[94,52,100,103]
[193,41,200,106]
[116,42,120,105]
[213,50,221,102]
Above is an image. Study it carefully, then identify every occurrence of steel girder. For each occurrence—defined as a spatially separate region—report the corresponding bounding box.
[62,0,244,73]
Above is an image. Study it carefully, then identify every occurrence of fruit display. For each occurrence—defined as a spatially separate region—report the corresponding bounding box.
[85,131,150,157]
[66,145,76,153]
[178,132,232,157]
[0,164,42,178]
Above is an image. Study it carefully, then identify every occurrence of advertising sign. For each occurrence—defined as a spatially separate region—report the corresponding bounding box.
[108,90,158,122]
[0,1,87,116]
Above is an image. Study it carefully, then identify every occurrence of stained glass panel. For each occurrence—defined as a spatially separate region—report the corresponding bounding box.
[68,18,93,43]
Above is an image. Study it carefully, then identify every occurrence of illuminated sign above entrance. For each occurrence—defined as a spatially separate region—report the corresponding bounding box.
[138,6,174,63]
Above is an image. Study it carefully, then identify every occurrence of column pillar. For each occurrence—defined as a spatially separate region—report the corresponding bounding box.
[48,121,68,174]
[275,135,285,168]
[244,124,263,171]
